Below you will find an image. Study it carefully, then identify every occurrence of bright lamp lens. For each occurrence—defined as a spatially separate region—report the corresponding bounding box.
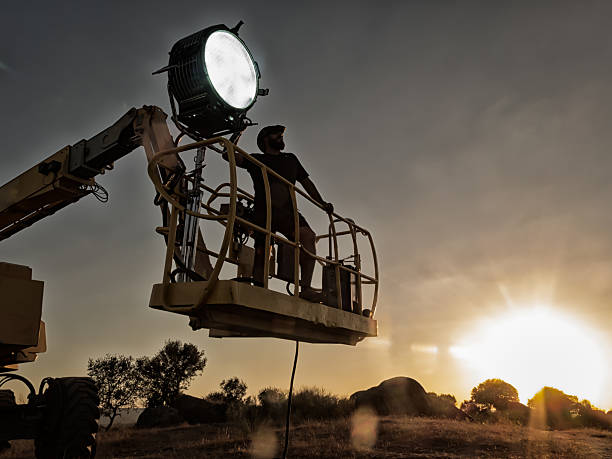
[204,31,257,109]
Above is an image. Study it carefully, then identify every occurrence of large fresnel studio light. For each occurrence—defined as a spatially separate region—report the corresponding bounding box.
[154,22,268,139]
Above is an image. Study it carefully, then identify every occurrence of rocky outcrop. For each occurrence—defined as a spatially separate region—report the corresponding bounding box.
[350,377,432,416]
[136,406,184,429]
[172,394,226,424]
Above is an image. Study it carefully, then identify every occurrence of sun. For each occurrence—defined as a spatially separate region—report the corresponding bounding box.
[450,305,607,407]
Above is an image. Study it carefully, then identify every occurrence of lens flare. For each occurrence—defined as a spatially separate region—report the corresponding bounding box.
[411,344,439,354]
[250,424,278,459]
[351,406,378,451]
[450,306,607,406]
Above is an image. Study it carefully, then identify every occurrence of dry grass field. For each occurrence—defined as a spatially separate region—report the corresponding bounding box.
[2,416,611,458]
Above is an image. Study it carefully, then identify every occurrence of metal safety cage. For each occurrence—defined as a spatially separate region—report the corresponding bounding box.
[146,138,379,345]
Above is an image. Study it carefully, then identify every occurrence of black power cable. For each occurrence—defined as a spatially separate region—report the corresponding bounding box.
[282,341,299,459]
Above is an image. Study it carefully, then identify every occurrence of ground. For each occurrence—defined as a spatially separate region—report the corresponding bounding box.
[1,417,611,458]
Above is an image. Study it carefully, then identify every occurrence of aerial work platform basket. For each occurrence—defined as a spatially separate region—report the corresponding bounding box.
[146,136,378,345]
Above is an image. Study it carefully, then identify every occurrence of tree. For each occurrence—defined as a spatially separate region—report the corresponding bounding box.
[528,386,578,429]
[470,379,519,410]
[87,354,139,430]
[136,340,207,407]
[220,377,247,404]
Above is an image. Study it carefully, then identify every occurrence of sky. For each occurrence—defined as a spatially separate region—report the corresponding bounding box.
[1,1,611,410]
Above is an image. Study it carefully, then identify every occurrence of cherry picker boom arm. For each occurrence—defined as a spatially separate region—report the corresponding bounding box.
[0,106,185,373]
[0,106,179,242]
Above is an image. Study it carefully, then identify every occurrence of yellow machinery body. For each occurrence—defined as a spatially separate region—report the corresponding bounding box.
[0,263,47,371]
[0,107,143,371]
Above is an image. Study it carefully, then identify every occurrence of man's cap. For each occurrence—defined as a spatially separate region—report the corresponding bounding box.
[257,125,285,152]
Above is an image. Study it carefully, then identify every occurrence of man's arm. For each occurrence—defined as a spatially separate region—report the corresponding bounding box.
[300,177,334,214]
[222,149,247,168]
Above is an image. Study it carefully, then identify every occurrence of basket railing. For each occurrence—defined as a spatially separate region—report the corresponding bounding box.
[147,137,379,316]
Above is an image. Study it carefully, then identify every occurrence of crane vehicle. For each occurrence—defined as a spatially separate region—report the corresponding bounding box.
[0,22,378,457]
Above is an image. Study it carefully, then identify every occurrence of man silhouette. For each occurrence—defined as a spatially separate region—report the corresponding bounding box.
[232,125,332,300]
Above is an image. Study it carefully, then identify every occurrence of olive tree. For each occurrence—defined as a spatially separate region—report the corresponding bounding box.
[470,378,519,410]
[87,354,139,430]
[220,377,247,404]
[136,340,207,407]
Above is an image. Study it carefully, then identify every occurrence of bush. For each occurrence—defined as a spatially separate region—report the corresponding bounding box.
[253,386,353,424]
[527,391,610,430]
[460,399,530,426]
[226,396,259,432]
[201,379,256,431]
[427,393,459,418]
[502,401,531,425]
[575,400,612,430]
[461,400,494,423]
[291,387,353,422]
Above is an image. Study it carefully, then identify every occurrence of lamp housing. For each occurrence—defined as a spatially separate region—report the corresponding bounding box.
[158,23,265,139]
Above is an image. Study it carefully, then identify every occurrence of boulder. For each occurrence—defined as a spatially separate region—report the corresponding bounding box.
[136,406,184,429]
[172,394,226,424]
[350,377,432,416]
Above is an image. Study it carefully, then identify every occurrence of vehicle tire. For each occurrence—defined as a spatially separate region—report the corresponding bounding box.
[0,390,16,451]
[35,377,99,459]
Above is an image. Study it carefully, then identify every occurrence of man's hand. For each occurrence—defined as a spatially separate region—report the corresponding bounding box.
[323,202,334,214]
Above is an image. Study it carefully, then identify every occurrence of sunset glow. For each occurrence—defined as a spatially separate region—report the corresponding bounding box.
[450,306,608,407]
